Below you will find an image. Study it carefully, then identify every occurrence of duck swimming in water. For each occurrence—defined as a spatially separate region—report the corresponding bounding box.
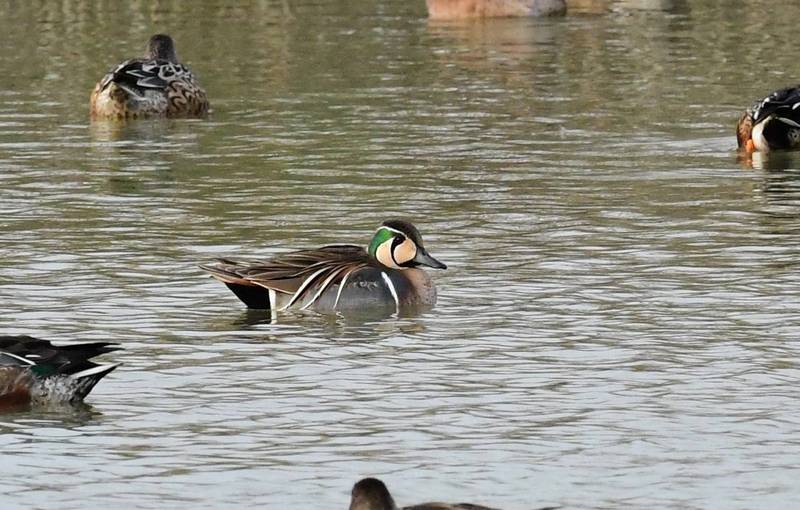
[349,478,498,510]
[737,85,800,153]
[349,477,554,510]
[200,220,447,315]
[0,335,120,409]
[90,34,209,119]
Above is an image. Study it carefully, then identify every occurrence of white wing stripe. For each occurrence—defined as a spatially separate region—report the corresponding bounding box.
[381,272,400,314]
[280,267,330,311]
[777,116,800,128]
[333,268,355,310]
[300,267,348,311]
[0,352,35,366]
[72,363,121,379]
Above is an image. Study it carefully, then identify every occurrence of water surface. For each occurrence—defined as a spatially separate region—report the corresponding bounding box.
[1,1,800,508]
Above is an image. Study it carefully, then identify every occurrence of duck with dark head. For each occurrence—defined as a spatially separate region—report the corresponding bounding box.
[348,477,560,510]
[0,335,120,410]
[425,0,566,20]
[737,85,800,153]
[349,478,499,510]
[201,220,447,315]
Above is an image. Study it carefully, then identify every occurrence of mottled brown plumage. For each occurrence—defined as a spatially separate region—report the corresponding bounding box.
[90,34,209,120]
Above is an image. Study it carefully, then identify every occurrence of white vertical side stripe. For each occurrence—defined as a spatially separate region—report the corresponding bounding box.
[333,268,355,310]
[381,271,400,314]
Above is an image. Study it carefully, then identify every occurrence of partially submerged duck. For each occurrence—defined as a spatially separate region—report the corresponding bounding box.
[0,335,120,409]
[90,34,209,119]
[200,220,447,314]
[737,85,800,153]
[349,478,560,510]
[425,0,566,19]
[349,477,503,510]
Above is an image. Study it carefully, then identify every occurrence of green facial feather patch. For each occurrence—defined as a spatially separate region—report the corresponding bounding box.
[368,227,395,257]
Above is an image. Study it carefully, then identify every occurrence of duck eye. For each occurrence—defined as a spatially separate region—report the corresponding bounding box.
[391,235,405,250]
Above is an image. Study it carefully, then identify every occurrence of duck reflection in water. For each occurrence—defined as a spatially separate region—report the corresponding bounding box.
[425,0,566,19]
[0,336,120,411]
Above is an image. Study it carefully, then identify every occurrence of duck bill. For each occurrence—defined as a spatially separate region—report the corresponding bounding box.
[413,248,447,270]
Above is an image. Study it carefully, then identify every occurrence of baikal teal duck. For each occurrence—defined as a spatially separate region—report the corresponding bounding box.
[0,336,120,409]
[200,220,447,315]
[90,34,209,119]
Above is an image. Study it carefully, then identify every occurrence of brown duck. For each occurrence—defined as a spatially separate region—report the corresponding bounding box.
[90,34,209,119]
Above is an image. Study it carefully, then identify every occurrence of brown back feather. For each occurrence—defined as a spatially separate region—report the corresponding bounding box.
[202,245,372,307]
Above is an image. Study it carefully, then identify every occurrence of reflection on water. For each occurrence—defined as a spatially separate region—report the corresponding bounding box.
[0,403,102,427]
[2,0,800,508]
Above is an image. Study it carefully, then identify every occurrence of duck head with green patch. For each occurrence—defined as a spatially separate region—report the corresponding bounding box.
[368,220,447,270]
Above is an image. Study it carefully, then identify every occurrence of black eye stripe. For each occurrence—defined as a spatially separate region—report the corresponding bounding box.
[390,236,406,266]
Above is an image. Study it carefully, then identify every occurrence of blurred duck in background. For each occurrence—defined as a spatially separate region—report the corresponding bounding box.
[425,0,566,19]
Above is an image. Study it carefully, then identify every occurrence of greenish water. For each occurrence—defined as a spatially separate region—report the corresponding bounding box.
[2,1,800,508]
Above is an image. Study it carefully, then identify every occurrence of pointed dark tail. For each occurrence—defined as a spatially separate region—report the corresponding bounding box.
[71,363,121,403]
